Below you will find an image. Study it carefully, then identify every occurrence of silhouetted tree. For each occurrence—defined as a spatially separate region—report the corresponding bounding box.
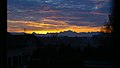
[100,14,113,33]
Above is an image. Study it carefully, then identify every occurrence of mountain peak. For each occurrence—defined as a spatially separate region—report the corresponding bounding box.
[63,30,75,33]
[58,30,78,37]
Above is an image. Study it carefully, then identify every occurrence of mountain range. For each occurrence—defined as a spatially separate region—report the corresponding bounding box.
[34,30,100,37]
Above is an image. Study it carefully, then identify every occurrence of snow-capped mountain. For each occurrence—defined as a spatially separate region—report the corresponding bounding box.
[58,30,79,37]
[57,30,100,37]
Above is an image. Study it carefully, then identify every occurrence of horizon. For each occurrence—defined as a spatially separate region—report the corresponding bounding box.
[8,30,101,34]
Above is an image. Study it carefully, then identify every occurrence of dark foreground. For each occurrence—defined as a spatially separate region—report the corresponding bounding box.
[7,33,113,68]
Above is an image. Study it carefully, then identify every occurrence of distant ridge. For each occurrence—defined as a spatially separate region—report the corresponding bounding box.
[9,32,26,35]
[34,30,100,37]
[8,30,100,37]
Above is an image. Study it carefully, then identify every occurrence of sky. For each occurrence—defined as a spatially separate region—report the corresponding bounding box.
[7,0,112,34]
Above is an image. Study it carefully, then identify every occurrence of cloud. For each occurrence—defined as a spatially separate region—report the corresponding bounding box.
[7,0,111,33]
[7,20,69,31]
[7,20,102,33]
[68,21,96,26]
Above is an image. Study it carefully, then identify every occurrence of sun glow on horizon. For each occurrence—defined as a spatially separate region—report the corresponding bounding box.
[7,19,101,34]
[8,27,101,34]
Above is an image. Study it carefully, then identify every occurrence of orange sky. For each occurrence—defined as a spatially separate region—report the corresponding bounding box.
[7,20,101,34]
[8,28,101,34]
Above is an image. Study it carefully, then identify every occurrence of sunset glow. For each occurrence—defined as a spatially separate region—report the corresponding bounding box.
[7,0,111,34]
[7,20,101,34]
